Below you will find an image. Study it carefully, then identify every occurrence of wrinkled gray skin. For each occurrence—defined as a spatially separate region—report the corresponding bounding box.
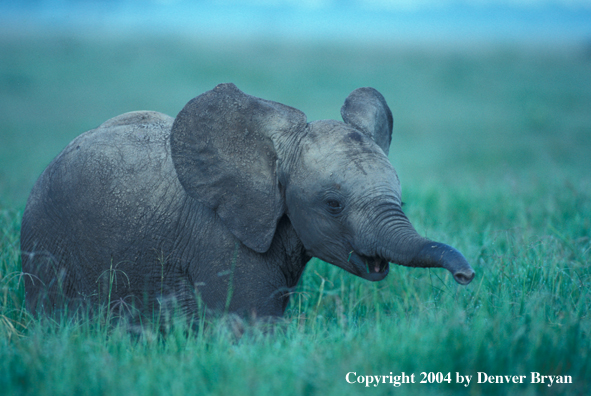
[21,83,475,319]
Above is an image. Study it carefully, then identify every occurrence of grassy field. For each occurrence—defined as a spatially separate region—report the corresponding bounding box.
[1,31,590,395]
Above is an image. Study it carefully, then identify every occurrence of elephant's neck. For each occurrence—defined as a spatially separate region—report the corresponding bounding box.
[272,215,311,288]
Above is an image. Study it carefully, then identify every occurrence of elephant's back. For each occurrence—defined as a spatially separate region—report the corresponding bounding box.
[23,110,177,225]
[97,110,172,130]
[21,111,183,307]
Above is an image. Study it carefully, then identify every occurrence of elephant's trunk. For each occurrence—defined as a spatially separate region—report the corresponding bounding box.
[403,241,475,285]
[372,208,475,285]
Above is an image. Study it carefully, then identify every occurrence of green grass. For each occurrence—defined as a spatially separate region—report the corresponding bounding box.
[1,31,590,395]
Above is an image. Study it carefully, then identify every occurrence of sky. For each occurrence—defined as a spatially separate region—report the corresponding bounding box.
[1,0,591,44]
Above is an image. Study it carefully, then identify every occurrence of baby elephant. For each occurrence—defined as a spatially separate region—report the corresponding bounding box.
[21,83,474,320]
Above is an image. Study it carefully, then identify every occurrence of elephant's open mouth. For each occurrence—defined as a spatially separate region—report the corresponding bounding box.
[348,251,390,281]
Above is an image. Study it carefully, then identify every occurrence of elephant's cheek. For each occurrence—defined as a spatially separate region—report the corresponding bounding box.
[303,244,348,272]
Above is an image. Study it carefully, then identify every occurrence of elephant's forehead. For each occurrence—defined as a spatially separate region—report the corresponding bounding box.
[302,121,389,166]
[303,120,382,157]
[299,120,400,192]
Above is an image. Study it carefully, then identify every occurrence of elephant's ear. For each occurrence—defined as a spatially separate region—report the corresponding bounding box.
[171,83,307,253]
[340,87,393,156]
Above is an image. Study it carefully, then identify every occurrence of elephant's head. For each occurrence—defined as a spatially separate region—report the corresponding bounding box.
[171,83,475,285]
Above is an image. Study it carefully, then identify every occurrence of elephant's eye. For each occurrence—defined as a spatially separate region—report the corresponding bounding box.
[325,199,343,215]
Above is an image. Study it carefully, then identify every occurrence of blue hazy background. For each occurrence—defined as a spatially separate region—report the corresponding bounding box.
[2,0,591,43]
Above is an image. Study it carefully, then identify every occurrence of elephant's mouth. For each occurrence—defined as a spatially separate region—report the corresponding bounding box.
[348,251,389,281]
